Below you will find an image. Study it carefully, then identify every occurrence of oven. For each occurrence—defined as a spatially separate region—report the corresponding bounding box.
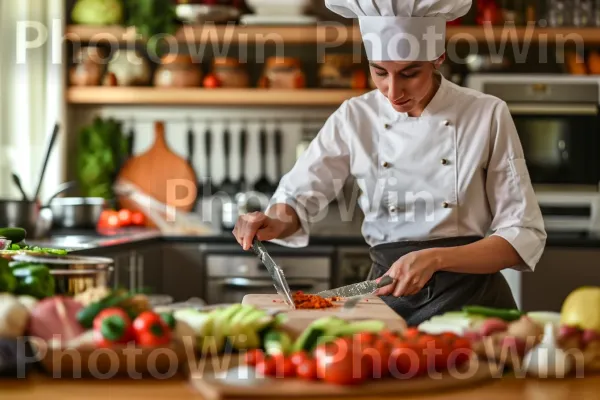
[465,75,600,232]
[202,244,334,304]
[466,75,600,187]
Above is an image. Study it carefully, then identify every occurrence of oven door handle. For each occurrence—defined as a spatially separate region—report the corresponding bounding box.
[508,103,599,115]
[215,277,317,290]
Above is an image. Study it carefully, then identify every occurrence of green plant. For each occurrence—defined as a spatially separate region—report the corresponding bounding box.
[123,0,178,57]
[77,117,128,200]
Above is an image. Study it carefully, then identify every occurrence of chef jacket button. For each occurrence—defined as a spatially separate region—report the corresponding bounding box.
[442,201,450,208]
[441,158,449,165]
[382,161,390,168]
[443,120,450,126]
[389,206,397,213]
[384,123,391,129]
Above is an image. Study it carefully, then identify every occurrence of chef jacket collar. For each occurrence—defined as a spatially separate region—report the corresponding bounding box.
[379,71,449,125]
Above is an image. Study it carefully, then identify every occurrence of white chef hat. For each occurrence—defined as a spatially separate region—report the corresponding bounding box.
[325,0,472,61]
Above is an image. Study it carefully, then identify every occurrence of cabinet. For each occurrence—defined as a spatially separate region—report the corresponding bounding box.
[161,244,205,302]
[521,248,600,312]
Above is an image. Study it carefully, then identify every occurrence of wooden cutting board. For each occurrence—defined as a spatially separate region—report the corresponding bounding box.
[242,294,407,335]
[117,121,197,215]
[189,353,499,400]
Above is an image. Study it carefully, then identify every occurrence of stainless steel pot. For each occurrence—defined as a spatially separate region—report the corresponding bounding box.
[0,182,76,239]
[12,253,114,296]
[50,197,106,229]
[221,191,270,230]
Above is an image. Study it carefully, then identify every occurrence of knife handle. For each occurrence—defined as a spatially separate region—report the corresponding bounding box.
[376,275,394,288]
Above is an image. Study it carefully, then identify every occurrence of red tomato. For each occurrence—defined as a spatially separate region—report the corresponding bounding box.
[379,329,399,343]
[296,358,318,380]
[403,327,421,340]
[118,209,132,226]
[449,338,472,368]
[243,349,264,366]
[98,210,120,229]
[315,339,367,385]
[440,332,460,342]
[276,357,296,378]
[256,357,277,376]
[389,341,426,378]
[203,74,221,88]
[131,211,145,226]
[290,350,310,367]
[355,332,376,345]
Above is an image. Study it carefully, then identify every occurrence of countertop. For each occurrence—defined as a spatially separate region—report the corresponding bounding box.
[2,372,600,400]
[26,228,600,253]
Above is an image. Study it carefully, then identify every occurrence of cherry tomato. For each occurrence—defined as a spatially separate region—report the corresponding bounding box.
[131,211,145,226]
[296,358,318,380]
[243,349,264,366]
[355,332,376,345]
[290,350,310,367]
[118,209,132,226]
[440,332,460,342]
[315,338,367,385]
[276,357,296,378]
[379,329,399,343]
[203,74,221,89]
[98,210,120,229]
[256,357,277,376]
[389,341,425,378]
[449,338,473,367]
[364,339,392,378]
[403,327,421,340]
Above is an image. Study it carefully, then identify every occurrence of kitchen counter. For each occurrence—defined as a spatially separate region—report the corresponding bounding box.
[27,228,600,252]
[2,372,600,400]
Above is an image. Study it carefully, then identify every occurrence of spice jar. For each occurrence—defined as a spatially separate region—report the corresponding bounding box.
[69,46,108,86]
[319,53,367,89]
[259,57,305,89]
[154,54,203,88]
[211,57,249,88]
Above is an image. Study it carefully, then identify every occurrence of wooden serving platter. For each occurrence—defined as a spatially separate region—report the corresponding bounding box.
[242,294,407,335]
[189,353,500,400]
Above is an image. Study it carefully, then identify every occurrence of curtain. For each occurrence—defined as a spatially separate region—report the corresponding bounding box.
[0,0,65,201]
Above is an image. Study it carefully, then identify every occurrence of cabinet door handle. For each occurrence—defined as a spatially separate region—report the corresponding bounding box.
[113,258,120,289]
[137,255,144,292]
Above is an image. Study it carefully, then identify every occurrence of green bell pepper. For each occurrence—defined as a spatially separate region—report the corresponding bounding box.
[0,259,17,293]
[12,264,55,299]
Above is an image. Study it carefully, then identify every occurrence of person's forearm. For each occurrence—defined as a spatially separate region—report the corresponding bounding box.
[265,203,301,238]
[434,236,524,274]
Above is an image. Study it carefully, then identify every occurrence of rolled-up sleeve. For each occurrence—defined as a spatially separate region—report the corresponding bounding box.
[267,102,352,248]
[486,101,547,271]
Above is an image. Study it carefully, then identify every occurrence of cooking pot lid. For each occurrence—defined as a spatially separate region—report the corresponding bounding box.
[12,254,114,265]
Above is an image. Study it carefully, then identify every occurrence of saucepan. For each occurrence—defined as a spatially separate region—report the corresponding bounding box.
[0,181,77,239]
[49,196,107,229]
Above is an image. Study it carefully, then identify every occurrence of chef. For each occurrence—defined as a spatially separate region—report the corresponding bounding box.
[233,0,547,326]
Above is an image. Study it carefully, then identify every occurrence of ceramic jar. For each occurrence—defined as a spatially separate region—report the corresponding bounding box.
[259,57,305,89]
[211,57,249,88]
[154,54,203,87]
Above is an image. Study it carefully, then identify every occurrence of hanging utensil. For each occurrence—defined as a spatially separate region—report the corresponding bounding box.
[127,124,135,158]
[219,125,239,196]
[199,123,217,197]
[273,122,283,188]
[238,123,248,193]
[33,123,60,202]
[253,123,273,194]
[187,122,195,167]
[11,173,29,201]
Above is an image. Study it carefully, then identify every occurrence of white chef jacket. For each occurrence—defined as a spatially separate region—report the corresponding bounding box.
[269,74,547,272]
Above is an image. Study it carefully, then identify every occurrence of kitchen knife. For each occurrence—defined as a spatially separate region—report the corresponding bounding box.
[315,275,394,299]
[250,239,296,309]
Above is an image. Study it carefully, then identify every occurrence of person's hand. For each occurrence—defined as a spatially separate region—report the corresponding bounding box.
[232,212,288,250]
[374,248,442,297]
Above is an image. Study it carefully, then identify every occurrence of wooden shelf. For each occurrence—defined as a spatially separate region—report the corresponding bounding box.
[67,87,369,106]
[65,24,600,44]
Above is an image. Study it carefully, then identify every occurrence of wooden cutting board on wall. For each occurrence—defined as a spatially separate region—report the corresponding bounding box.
[117,121,197,216]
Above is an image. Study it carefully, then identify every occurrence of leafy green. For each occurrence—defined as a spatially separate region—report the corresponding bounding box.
[122,0,178,58]
[77,117,127,201]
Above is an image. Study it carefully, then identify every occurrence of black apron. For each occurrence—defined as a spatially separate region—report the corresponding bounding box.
[367,236,517,327]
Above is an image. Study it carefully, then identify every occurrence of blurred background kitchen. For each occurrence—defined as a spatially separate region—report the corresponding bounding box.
[1,0,600,312]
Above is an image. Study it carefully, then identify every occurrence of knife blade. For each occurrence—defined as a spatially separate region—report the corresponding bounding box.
[315,275,394,298]
[250,239,296,309]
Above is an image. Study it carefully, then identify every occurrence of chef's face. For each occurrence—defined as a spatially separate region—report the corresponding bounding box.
[369,56,445,116]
